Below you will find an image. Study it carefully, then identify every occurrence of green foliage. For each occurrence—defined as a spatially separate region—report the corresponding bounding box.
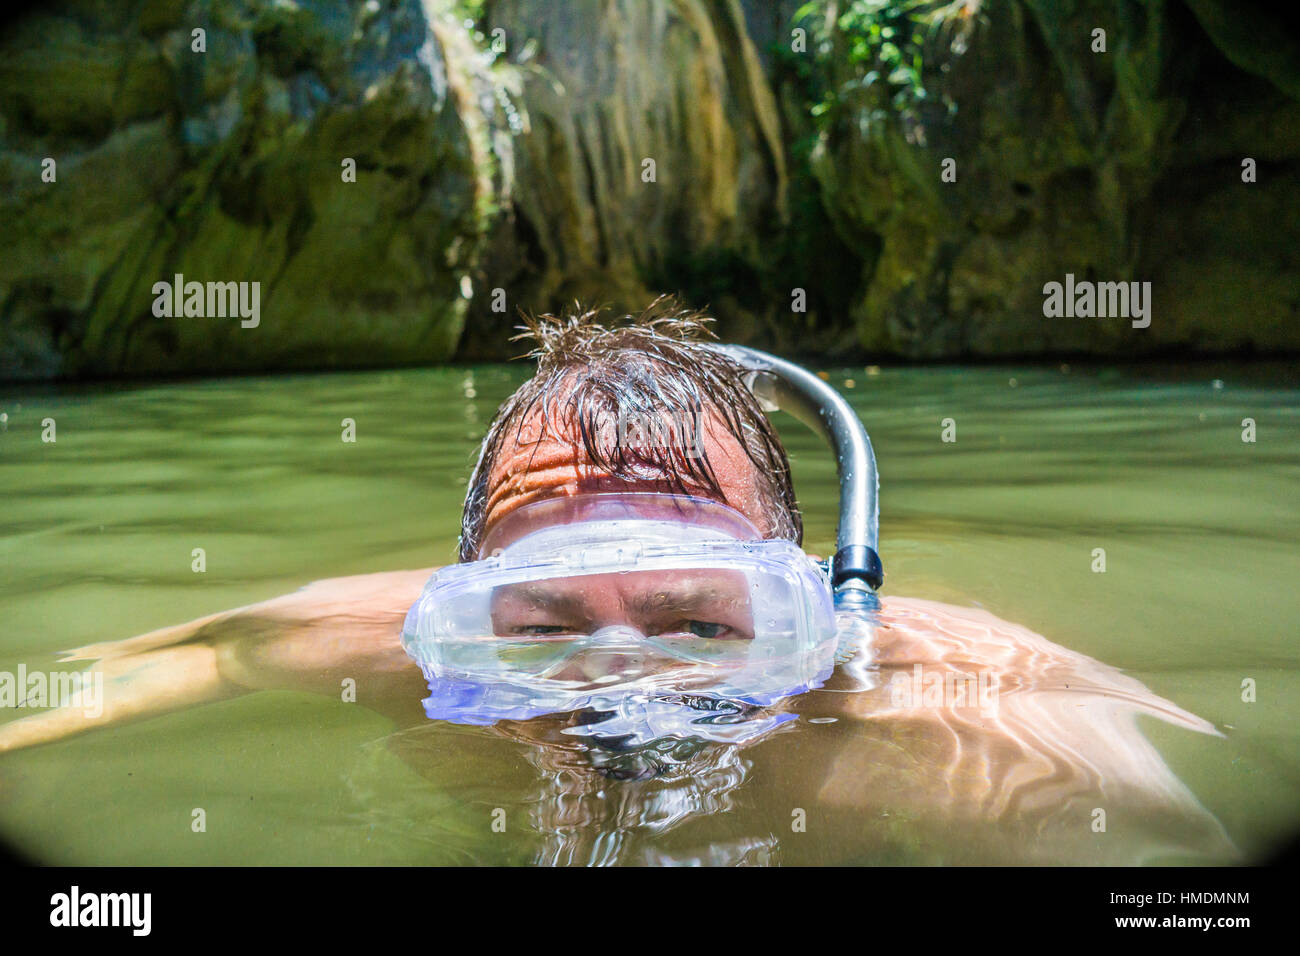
[795,0,973,130]
[452,0,488,24]
[759,15,871,346]
[451,0,504,66]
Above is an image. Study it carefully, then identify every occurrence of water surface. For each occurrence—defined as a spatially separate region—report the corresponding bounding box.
[1,362,1296,864]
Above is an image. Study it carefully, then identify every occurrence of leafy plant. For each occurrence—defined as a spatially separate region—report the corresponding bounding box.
[795,0,980,133]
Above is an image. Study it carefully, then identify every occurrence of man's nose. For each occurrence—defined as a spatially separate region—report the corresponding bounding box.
[587,624,645,645]
[562,624,669,683]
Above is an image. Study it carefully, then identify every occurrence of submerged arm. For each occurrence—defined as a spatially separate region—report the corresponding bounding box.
[0,568,434,753]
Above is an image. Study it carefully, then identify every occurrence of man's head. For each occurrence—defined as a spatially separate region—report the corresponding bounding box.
[459,298,801,561]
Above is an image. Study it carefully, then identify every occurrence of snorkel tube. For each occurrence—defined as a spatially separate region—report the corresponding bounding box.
[706,345,884,612]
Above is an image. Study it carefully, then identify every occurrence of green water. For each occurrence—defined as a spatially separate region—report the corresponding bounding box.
[1,363,1297,864]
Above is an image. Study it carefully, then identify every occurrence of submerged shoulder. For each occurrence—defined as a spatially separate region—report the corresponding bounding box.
[869,594,1219,737]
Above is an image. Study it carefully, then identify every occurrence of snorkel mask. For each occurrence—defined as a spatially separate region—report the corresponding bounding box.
[402,345,884,742]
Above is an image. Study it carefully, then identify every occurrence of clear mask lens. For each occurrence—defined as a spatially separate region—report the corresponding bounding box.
[402,495,838,721]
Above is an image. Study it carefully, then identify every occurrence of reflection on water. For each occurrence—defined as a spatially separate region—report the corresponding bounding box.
[336,597,1237,865]
[350,705,781,866]
[0,363,1297,864]
[516,716,770,867]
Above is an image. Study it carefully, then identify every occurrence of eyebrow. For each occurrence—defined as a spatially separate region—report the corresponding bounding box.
[494,584,585,616]
[495,581,740,614]
[623,584,739,617]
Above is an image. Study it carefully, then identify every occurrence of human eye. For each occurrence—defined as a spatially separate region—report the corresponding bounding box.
[685,620,726,639]
[670,620,748,641]
[508,623,574,636]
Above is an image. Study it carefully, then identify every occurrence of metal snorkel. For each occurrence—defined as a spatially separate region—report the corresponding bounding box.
[707,345,884,611]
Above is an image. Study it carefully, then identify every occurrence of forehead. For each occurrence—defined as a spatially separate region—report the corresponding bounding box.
[481,391,773,541]
[490,567,752,614]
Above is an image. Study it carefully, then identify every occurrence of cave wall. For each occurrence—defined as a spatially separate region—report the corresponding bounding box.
[806,0,1300,357]
[1,0,1296,380]
[0,0,491,380]
[457,0,797,357]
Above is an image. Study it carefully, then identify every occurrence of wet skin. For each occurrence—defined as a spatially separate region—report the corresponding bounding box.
[488,568,755,685]
[0,404,1235,861]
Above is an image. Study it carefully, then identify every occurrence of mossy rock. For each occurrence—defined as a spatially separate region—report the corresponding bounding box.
[0,0,493,380]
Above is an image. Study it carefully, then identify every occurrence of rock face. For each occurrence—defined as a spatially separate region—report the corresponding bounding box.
[1,0,1297,379]
[805,0,1300,357]
[0,0,491,380]
[457,0,797,357]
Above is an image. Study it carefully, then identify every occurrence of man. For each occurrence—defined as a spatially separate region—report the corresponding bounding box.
[0,301,1235,863]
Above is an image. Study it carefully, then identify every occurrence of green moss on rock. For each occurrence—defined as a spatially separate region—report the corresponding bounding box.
[1,0,492,380]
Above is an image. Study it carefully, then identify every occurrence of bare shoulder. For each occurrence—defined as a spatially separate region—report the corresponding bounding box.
[0,569,440,753]
[866,595,1218,735]
[64,568,437,663]
[266,568,436,618]
[810,596,1234,857]
[876,596,1098,666]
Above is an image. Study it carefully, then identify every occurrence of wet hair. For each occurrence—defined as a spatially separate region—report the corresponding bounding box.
[458,297,801,561]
